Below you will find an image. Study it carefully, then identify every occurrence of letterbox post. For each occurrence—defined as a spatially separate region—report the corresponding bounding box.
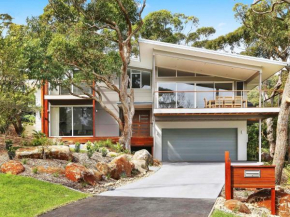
[271,188,275,215]
[225,151,232,200]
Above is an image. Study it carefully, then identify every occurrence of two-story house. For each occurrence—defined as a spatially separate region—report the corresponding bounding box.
[35,39,286,162]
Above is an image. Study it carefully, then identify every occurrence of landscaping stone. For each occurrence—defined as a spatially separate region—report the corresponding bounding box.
[109,154,134,179]
[1,160,25,175]
[46,145,73,161]
[16,146,43,159]
[131,159,148,173]
[65,163,101,186]
[153,159,161,166]
[224,199,251,214]
[34,166,65,175]
[96,162,111,176]
[132,149,153,166]
[65,163,85,182]
[278,194,290,217]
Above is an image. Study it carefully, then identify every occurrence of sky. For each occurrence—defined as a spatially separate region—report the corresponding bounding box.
[0,0,253,38]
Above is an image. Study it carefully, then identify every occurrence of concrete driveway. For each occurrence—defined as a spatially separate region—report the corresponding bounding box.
[101,162,225,199]
[41,163,224,217]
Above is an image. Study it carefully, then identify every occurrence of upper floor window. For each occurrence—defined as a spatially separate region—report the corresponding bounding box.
[157,67,210,77]
[127,69,151,89]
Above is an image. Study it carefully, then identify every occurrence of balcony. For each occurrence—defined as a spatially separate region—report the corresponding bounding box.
[153,90,281,116]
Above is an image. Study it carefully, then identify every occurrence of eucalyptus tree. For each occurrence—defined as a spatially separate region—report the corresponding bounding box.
[0,15,37,135]
[26,0,146,150]
[139,10,216,46]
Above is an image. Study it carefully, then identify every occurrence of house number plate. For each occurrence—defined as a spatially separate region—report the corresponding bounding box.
[244,170,261,178]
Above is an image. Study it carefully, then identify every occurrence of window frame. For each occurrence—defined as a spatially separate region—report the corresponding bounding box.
[127,68,151,89]
[49,104,94,137]
[157,67,212,78]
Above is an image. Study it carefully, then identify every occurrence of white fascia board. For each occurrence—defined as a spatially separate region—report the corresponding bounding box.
[44,95,89,100]
[153,108,280,114]
[139,39,287,67]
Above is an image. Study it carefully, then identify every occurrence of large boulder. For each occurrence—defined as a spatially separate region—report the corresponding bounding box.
[224,200,251,214]
[16,147,43,159]
[131,159,148,173]
[132,150,153,166]
[96,162,111,176]
[1,160,25,175]
[46,145,73,161]
[109,154,134,179]
[65,163,101,186]
[278,194,290,217]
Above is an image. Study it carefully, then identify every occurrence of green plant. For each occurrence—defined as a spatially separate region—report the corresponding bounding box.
[21,159,27,165]
[7,146,16,160]
[31,130,51,146]
[114,142,124,153]
[5,139,13,150]
[101,147,108,157]
[21,132,26,138]
[53,172,59,178]
[21,140,30,146]
[32,130,46,139]
[104,139,113,148]
[123,149,131,154]
[93,141,100,152]
[74,142,81,153]
[120,172,127,179]
[58,141,64,146]
[106,174,111,180]
[86,142,94,159]
[32,168,38,174]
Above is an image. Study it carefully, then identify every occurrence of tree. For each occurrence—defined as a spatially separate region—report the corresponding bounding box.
[0,15,37,135]
[139,10,216,46]
[25,0,146,150]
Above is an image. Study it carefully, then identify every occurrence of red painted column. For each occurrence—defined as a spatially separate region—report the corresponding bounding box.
[43,82,49,136]
[225,151,232,200]
[271,188,276,215]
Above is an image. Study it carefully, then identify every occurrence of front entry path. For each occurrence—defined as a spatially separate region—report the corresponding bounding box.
[41,163,224,217]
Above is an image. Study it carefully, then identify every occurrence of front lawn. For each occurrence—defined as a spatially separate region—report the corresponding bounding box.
[0,174,88,217]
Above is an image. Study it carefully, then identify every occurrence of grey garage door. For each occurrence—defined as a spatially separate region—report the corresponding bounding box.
[162,128,237,162]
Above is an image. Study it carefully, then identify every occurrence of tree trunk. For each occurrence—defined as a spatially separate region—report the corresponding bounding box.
[12,116,24,135]
[266,118,276,157]
[273,68,290,184]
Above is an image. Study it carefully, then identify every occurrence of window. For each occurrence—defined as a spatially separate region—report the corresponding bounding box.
[215,83,233,97]
[157,67,209,77]
[50,106,93,137]
[158,83,176,108]
[127,69,151,89]
[196,83,214,108]
[177,83,195,108]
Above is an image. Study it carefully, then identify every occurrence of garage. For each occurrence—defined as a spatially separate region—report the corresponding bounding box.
[162,128,237,162]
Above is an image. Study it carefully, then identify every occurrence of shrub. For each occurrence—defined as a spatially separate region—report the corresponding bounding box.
[21,140,30,146]
[32,168,38,174]
[86,142,94,159]
[74,142,81,153]
[5,139,13,150]
[21,159,27,165]
[53,172,59,178]
[101,147,108,157]
[7,147,16,160]
[104,139,113,148]
[114,143,124,153]
[93,142,100,152]
[31,130,51,146]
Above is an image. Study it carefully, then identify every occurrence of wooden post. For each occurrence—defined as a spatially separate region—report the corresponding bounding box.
[225,151,232,200]
[271,188,276,215]
[92,81,96,137]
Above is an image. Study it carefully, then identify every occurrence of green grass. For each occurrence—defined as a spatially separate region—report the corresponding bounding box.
[211,210,239,217]
[0,173,88,217]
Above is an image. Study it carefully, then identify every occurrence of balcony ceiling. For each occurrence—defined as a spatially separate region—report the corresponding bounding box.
[130,39,287,89]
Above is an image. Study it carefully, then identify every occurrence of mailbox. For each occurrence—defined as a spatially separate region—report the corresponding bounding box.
[225,151,276,215]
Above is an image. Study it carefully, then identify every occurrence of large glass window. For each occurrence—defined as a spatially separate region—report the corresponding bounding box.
[50,106,93,137]
[215,83,233,97]
[196,83,215,108]
[158,83,176,108]
[132,71,141,88]
[177,83,195,108]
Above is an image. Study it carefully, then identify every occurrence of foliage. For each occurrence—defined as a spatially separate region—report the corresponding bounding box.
[21,159,27,165]
[0,16,38,135]
[74,142,81,153]
[86,141,94,159]
[32,168,38,174]
[31,130,51,146]
[114,142,124,153]
[101,147,108,157]
[93,141,100,152]
[5,139,13,150]
[0,173,87,217]
[139,9,215,48]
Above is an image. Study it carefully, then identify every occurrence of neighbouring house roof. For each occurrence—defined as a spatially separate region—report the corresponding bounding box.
[129,39,287,89]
